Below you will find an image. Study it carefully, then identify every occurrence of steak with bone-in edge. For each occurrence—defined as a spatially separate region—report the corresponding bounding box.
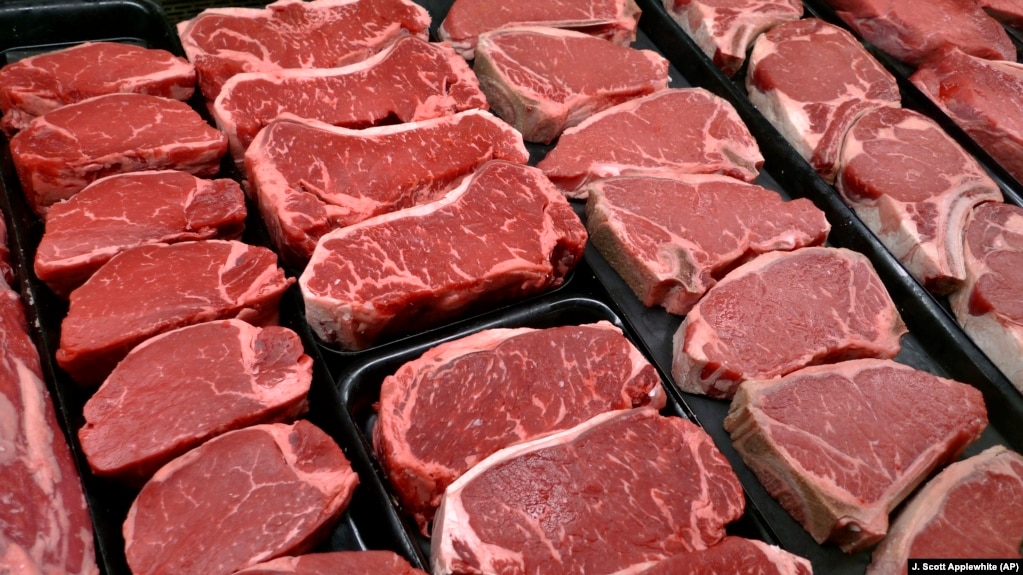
[537,87,763,198]
[300,160,586,351]
[746,18,900,183]
[672,246,906,398]
[245,110,528,267]
[375,321,665,532]
[234,551,427,575]
[584,174,830,315]
[725,358,988,552]
[472,26,669,144]
[177,0,430,100]
[0,41,194,134]
[432,407,745,575]
[836,107,1003,295]
[213,36,486,166]
[637,536,812,575]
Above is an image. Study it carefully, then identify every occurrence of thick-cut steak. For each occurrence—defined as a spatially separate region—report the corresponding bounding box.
[57,239,293,386]
[662,0,803,76]
[637,536,812,575]
[9,93,227,215]
[374,321,665,531]
[123,420,359,575]
[432,407,745,575]
[584,174,830,315]
[235,551,427,575]
[537,88,764,198]
[245,110,528,266]
[473,26,669,144]
[836,107,1003,295]
[79,319,313,485]
[213,36,486,165]
[34,170,246,298]
[672,246,906,398]
[177,0,430,100]
[724,358,988,552]
[746,18,900,183]
[299,161,587,350]
[0,41,195,134]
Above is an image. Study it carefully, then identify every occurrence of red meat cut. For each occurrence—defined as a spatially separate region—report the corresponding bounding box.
[245,110,527,266]
[9,93,227,215]
[0,210,11,284]
[234,551,427,575]
[746,18,900,183]
[57,239,293,386]
[637,536,811,575]
[300,161,587,350]
[123,420,359,575]
[374,321,665,532]
[432,407,745,575]
[980,0,1023,29]
[177,0,430,100]
[473,26,670,143]
[0,41,195,134]
[212,36,487,166]
[34,170,246,298]
[672,246,906,398]
[836,106,1003,295]
[584,174,830,315]
[725,358,988,552]
[79,319,313,485]
[537,88,764,198]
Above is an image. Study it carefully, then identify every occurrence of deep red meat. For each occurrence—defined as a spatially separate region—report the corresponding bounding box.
[637,536,812,575]
[234,551,427,575]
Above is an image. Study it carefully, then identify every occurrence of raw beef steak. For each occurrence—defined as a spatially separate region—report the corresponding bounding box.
[662,0,803,76]
[724,358,988,552]
[980,0,1023,29]
[584,174,830,315]
[79,319,313,485]
[235,551,427,575]
[746,18,900,183]
[57,239,293,386]
[473,26,669,143]
[637,536,811,575]
[245,110,528,266]
[537,88,763,198]
[836,106,1003,295]
[177,0,430,100]
[672,246,906,398]
[123,420,359,575]
[950,201,1023,391]
[867,446,1023,574]
[375,321,665,531]
[300,161,587,350]
[438,0,641,59]
[9,93,227,215]
[432,407,746,575]
[34,170,246,298]
[0,41,195,134]
[0,210,11,284]
[212,36,486,165]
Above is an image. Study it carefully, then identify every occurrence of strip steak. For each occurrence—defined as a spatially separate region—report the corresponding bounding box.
[637,536,812,575]
[235,551,427,575]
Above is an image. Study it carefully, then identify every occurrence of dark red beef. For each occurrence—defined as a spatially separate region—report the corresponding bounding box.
[234,551,427,575]
[638,536,812,575]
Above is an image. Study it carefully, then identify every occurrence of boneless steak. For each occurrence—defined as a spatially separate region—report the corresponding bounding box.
[746,18,900,183]
[375,321,665,531]
[473,26,669,143]
[725,358,988,552]
[637,536,811,575]
[980,0,1023,29]
[672,246,906,398]
[9,93,227,215]
[432,407,745,575]
[0,41,194,134]
[299,161,587,350]
[537,88,764,198]
[584,174,830,315]
[234,551,427,575]
[57,239,293,386]
[123,420,359,575]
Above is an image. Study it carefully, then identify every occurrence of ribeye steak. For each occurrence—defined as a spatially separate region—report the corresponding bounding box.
[235,551,427,575]
[637,536,812,575]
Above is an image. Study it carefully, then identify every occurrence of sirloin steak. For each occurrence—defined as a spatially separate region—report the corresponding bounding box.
[637,536,812,575]
[234,551,427,575]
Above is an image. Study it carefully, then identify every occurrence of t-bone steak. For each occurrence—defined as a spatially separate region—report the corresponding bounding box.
[374,321,665,532]
[672,246,906,398]
[537,87,764,198]
[245,110,528,266]
[637,536,812,575]
[432,407,746,575]
[123,420,359,575]
[746,18,900,183]
[584,174,830,315]
[724,358,988,552]
[234,551,427,575]
[299,160,587,351]
[473,26,669,144]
